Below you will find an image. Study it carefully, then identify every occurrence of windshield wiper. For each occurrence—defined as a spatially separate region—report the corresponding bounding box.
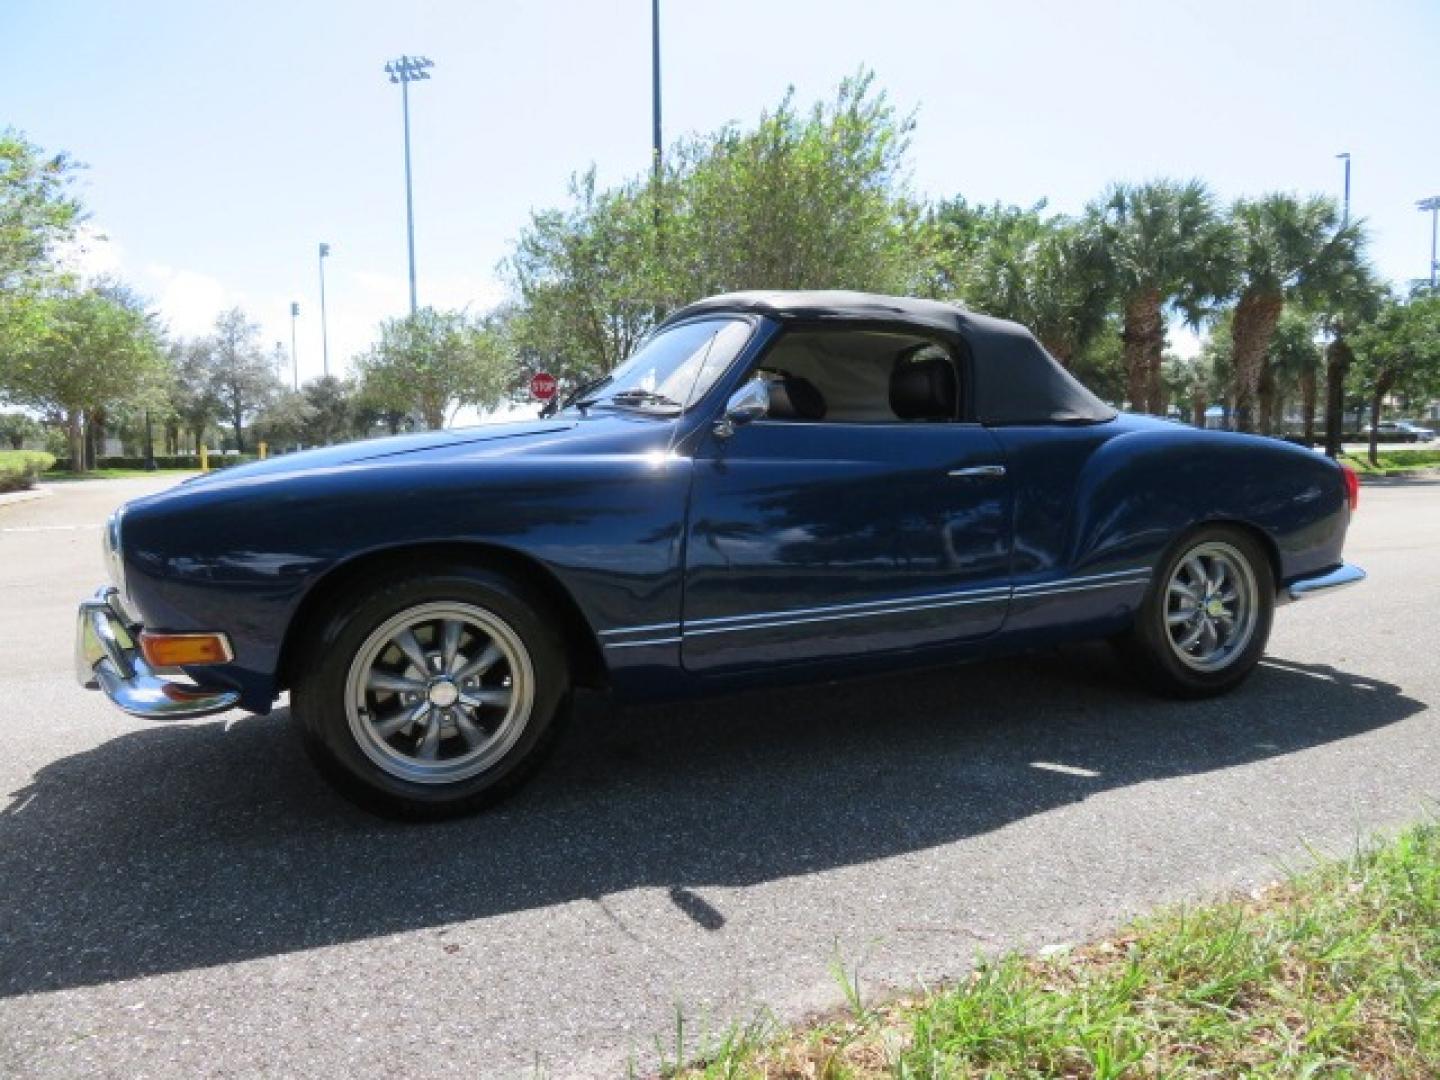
[604,388,683,412]
[559,372,614,414]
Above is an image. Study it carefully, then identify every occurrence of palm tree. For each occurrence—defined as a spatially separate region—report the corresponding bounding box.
[1226,194,1363,433]
[1262,309,1323,438]
[1317,262,1383,456]
[1086,180,1230,415]
[962,213,1110,367]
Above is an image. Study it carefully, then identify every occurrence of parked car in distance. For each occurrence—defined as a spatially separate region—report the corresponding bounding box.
[76,291,1366,818]
[1364,420,1435,443]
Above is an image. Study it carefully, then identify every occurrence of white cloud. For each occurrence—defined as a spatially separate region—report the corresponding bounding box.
[145,264,241,338]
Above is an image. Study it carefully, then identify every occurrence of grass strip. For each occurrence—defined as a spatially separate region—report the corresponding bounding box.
[42,468,198,481]
[673,822,1440,1078]
[1339,448,1440,476]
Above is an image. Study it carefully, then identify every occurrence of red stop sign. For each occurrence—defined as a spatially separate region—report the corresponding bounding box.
[530,372,557,401]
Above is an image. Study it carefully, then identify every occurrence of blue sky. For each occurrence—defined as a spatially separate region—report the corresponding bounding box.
[3,0,1436,382]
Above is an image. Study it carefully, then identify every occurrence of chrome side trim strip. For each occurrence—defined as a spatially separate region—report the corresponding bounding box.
[682,592,1009,638]
[598,568,1153,646]
[1013,576,1150,599]
[1011,569,1150,595]
[683,585,1012,629]
[599,621,681,638]
[602,636,684,649]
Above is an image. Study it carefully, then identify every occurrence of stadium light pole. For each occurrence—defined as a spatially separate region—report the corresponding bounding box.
[289,302,300,390]
[1419,197,1440,290]
[384,55,434,314]
[651,1,662,200]
[317,243,331,377]
[1335,152,1351,226]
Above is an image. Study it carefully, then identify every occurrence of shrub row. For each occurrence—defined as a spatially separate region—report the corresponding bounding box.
[46,454,257,471]
[0,450,57,493]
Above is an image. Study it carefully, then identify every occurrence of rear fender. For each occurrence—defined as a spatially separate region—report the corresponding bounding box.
[1068,428,1348,585]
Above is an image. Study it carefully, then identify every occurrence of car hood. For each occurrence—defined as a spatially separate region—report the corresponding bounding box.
[183,420,580,487]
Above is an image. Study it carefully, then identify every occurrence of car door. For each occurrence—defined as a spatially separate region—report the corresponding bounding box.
[680,417,1012,674]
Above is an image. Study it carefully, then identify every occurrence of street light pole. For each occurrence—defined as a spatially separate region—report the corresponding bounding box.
[289,302,300,390]
[651,0,662,196]
[1335,152,1351,226]
[384,55,434,315]
[1420,197,1440,290]
[317,243,331,377]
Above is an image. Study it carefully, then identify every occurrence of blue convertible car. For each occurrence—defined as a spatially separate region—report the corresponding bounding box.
[76,291,1364,817]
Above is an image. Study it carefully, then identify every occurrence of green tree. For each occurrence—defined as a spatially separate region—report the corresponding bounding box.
[166,339,221,452]
[355,308,510,430]
[0,285,162,470]
[0,131,86,359]
[930,201,1108,366]
[1262,309,1323,439]
[505,173,659,381]
[1,132,83,289]
[1351,292,1440,465]
[301,375,354,445]
[504,72,920,381]
[352,375,410,436]
[1226,193,1364,433]
[0,411,40,449]
[667,71,918,298]
[207,307,278,452]
[1318,263,1384,457]
[1085,179,1230,414]
[253,388,316,450]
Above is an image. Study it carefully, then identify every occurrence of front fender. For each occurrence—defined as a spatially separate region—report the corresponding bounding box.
[118,453,693,712]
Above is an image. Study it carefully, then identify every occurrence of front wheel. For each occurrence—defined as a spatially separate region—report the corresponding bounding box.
[1117,527,1275,699]
[292,566,571,819]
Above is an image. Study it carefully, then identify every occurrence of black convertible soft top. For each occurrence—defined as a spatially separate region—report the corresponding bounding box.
[661,290,1115,425]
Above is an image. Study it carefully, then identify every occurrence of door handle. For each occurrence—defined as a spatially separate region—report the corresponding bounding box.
[947,464,1007,478]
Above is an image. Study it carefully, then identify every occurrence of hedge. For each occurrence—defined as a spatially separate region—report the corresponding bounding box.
[0,451,57,493]
[46,454,257,472]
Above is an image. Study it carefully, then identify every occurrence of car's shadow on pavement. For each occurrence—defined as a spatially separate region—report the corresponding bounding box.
[1,646,1423,998]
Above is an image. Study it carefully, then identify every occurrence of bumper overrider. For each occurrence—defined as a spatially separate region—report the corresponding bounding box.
[75,587,239,719]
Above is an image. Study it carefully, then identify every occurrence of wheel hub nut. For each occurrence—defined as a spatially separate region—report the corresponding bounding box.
[427,679,460,708]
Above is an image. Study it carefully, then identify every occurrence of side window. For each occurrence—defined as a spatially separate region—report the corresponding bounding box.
[755,330,963,423]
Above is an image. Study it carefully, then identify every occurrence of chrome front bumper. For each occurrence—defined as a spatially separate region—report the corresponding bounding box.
[75,587,239,719]
[1286,562,1367,601]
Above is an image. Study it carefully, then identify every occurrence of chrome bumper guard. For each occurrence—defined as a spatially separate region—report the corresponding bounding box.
[75,587,239,719]
[1286,562,1367,602]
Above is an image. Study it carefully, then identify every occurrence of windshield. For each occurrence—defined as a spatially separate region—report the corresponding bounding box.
[568,317,752,415]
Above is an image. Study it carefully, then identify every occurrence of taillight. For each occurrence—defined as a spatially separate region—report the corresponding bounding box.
[1340,463,1359,512]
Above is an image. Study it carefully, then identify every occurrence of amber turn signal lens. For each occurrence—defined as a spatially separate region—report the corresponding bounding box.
[139,632,234,668]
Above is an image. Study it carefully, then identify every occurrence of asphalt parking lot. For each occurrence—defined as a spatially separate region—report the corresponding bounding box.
[2,474,1437,1078]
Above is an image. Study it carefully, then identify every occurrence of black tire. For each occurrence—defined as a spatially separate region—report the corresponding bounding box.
[1116,526,1275,699]
[291,565,571,819]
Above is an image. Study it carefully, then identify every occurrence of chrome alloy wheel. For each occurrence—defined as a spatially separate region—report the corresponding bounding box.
[343,602,535,784]
[1163,541,1259,673]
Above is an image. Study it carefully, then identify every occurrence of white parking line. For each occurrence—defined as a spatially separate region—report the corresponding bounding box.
[0,524,103,533]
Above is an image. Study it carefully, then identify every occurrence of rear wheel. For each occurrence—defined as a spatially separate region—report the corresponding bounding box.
[292,566,570,818]
[1117,527,1274,699]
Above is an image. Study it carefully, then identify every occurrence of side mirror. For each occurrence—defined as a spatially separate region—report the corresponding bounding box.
[714,377,769,438]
